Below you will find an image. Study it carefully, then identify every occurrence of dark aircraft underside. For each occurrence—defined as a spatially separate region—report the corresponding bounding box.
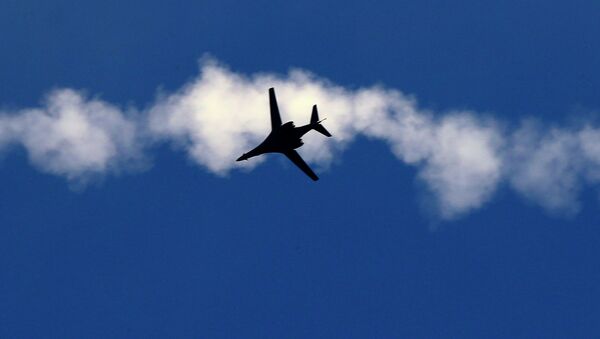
[236,88,331,181]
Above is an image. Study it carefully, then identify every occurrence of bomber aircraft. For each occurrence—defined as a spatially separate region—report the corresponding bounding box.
[236,88,332,181]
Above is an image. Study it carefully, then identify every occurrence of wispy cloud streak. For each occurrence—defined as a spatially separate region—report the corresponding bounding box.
[0,89,143,184]
[1,57,599,218]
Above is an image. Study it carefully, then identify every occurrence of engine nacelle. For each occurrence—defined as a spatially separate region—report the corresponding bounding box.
[282,121,295,129]
[293,139,304,149]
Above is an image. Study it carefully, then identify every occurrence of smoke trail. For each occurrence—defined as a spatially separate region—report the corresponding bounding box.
[0,89,143,184]
[509,122,600,214]
[1,57,599,218]
[148,58,503,218]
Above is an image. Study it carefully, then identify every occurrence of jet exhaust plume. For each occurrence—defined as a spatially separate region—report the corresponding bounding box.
[1,57,600,218]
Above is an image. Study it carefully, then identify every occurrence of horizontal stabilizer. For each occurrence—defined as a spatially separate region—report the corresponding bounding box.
[313,124,332,137]
[310,105,332,137]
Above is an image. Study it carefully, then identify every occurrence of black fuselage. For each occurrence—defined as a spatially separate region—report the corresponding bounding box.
[237,122,313,160]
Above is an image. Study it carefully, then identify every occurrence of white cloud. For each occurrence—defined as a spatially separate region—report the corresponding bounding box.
[148,59,504,218]
[509,124,582,213]
[417,114,503,218]
[0,89,143,183]
[508,123,600,214]
[2,57,600,219]
[578,127,600,182]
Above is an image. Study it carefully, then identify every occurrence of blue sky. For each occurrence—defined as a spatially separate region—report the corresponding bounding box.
[1,0,600,337]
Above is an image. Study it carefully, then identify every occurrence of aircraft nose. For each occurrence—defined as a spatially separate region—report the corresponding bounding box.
[236,154,247,161]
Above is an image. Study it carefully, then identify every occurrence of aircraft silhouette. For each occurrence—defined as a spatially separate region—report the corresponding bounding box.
[236,88,332,181]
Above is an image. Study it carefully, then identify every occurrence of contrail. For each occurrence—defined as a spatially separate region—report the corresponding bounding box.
[0,89,143,184]
[1,57,599,218]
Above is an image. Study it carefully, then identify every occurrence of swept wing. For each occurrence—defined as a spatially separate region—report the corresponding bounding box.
[269,88,282,131]
[283,150,319,181]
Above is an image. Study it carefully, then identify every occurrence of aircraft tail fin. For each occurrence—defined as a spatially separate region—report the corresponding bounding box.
[310,105,332,137]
